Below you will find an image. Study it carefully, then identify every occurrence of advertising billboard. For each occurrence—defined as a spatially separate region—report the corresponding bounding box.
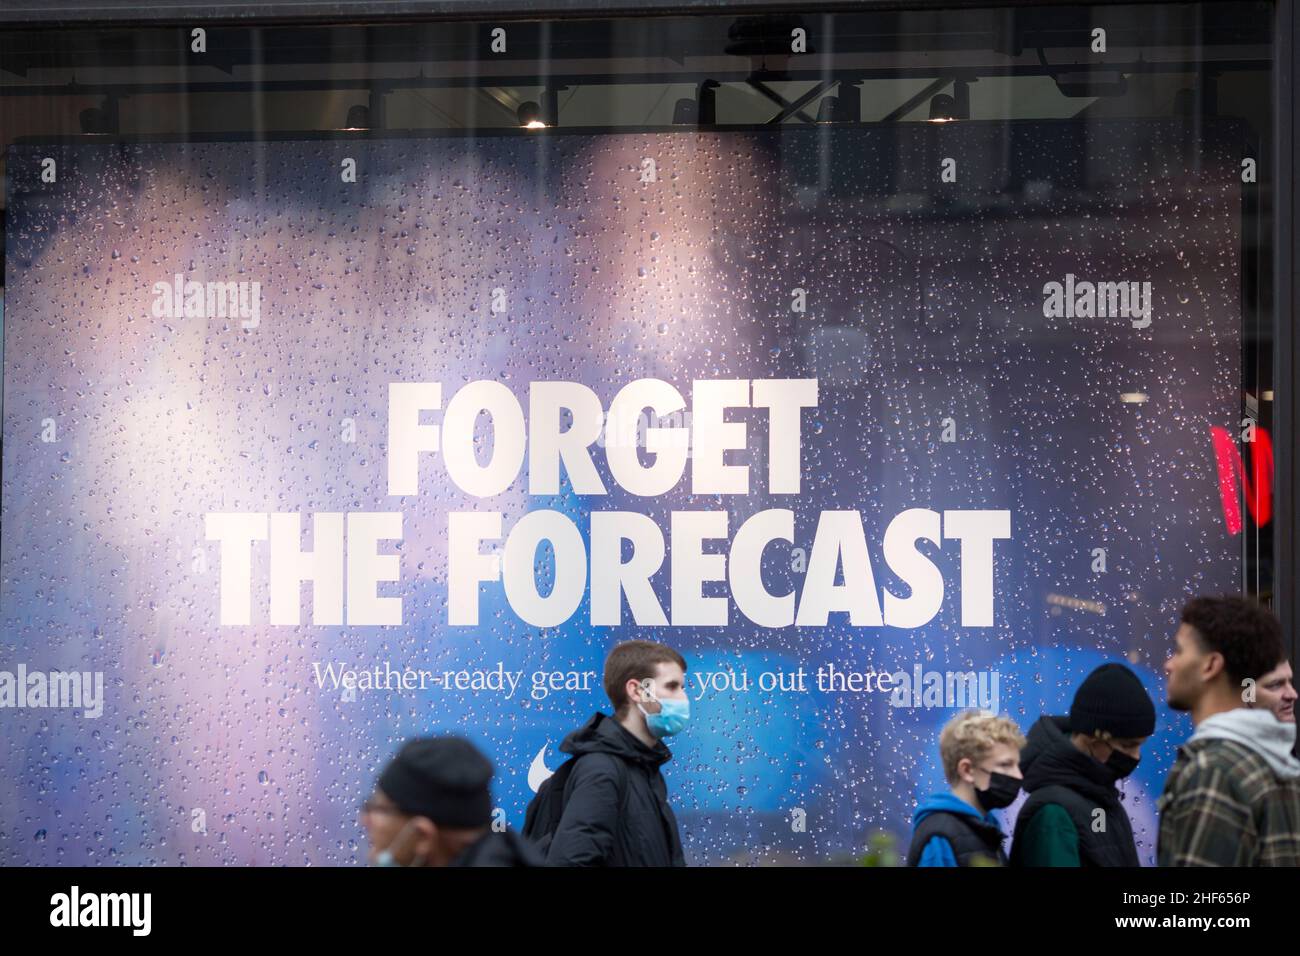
[1,122,1244,864]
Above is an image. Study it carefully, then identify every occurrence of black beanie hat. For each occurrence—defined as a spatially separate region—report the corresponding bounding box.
[376,736,494,828]
[1068,663,1157,739]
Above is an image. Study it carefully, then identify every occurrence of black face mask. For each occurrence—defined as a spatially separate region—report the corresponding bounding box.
[1104,749,1140,779]
[975,770,1022,810]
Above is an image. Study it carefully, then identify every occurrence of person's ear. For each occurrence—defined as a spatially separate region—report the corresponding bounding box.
[1202,651,1227,683]
[388,815,436,865]
[407,816,438,864]
[625,677,644,706]
[956,757,974,784]
[629,677,658,707]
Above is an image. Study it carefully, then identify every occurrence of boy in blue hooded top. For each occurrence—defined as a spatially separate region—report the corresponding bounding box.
[908,710,1026,866]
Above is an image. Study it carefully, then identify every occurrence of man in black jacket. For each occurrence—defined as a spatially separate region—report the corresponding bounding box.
[538,640,689,866]
[1011,663,1155,867]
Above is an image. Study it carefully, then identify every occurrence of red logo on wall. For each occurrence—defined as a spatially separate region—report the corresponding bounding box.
[1209,425,1273,534]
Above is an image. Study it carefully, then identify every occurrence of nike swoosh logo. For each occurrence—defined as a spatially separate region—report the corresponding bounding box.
[528,743,555,793]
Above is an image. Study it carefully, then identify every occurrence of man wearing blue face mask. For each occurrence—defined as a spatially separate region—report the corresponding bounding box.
[523,640,688,866]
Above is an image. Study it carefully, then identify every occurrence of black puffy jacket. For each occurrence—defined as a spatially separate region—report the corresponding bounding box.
[546,712,686,867]
[1011,715,1140,867]
[908,807,1008,866]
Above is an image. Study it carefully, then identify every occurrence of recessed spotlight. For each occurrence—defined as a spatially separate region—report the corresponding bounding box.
[928,93,958,122]
[517,101,546,129]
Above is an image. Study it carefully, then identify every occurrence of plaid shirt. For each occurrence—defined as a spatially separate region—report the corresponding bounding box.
[1157,737,1300,866]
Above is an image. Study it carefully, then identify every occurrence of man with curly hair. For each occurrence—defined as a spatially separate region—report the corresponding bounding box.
[1158,595,1300,866]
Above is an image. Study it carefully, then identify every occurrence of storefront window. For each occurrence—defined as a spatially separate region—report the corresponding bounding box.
[0,3,1278,865]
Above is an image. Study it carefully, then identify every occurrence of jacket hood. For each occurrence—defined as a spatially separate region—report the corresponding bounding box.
[1019,714,1122,803]
[912,791,998,828]
[1190,708,1300,780]
[559,711,672,769]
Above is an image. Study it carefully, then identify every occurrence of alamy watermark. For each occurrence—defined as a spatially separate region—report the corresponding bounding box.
[0,665,104,718]
[888,666,1001,712]
[1042,273,1153,329]
[151,273,261,329]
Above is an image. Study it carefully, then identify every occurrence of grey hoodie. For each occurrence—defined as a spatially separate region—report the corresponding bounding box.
[1189,707,1300,779]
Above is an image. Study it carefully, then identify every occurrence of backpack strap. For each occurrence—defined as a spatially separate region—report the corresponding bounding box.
[522,752,632,853]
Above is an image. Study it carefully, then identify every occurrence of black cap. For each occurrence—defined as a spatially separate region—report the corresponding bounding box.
[376,736,494,828]
[1068,663,1157,739]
